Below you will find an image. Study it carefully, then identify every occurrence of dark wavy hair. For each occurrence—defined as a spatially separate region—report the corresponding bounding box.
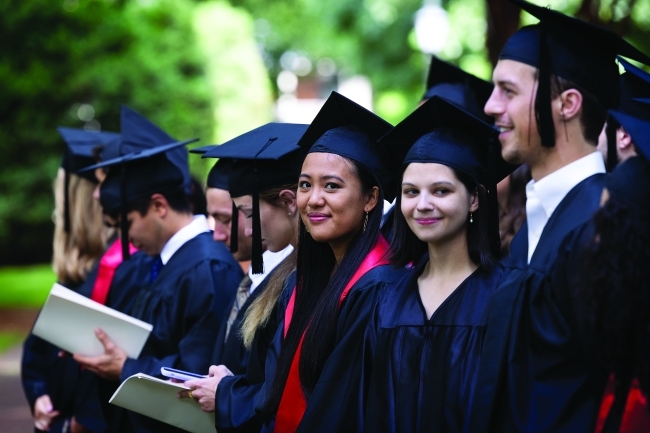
[577,196,650,399]
[389,165,496,269]
[263,156,384,417]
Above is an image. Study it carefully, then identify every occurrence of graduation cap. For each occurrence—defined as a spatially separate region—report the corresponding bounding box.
[202,123,309,273]
[297,91,395,200]
[605,59,650,170]
[501,0,650,148]
[606,156,650,217]
[80,106,198,260]
[379,95,517,256]
[422,56,494,122]
[57,127,120,233]
[188,145,217,155]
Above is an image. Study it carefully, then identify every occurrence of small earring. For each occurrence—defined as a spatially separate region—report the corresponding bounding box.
[287,212,291,216]
[363,212,369,233]
[469,212,474,224]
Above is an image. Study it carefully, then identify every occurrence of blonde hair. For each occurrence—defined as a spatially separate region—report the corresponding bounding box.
[52,168,114,285]
[240,183,298,348]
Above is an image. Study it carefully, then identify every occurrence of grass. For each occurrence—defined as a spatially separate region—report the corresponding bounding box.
[0,264,55,308]
[0,332,23,354]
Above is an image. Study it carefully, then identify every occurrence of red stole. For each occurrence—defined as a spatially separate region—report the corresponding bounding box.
[595,374,650,433]
[274,236,390,433]
[90,239,138,305]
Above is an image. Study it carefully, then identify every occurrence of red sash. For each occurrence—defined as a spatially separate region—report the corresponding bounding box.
[595,374,650,433]
[90,240,138,305]
[274,236,390,433]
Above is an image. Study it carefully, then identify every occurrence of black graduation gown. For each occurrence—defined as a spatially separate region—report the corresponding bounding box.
[113,232,243,433]
[364,257,504,433]
[258,264,407,433]
[213,269,295,433]
[21,249,153,433]
[467,173,609,433]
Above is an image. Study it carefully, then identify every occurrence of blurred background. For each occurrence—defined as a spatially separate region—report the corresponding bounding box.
[0,0,649,428]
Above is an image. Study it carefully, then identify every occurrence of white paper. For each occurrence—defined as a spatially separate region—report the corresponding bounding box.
[32,283,152,358]
[109,373,216,433]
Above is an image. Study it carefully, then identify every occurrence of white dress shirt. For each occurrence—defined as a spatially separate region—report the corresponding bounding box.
[526,152,605,263]
[160,215,210,265]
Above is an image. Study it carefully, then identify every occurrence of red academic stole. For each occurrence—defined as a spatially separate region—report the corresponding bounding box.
[90,239,138,305]
[595,374,650,433]
[274,236,390,433]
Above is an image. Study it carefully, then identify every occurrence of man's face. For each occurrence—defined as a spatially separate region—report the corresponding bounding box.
[126,205,164,256]
[485,59,543,165]
[206,187,252,261]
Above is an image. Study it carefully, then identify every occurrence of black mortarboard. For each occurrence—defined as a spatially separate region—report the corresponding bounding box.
[422,56,494,123]
[379,96,516,256]
[606,59,650,170]
[57,127,121,233]
[607,156,650,217]
[80,106,198,260]
[501,0,650,148]
[297,91,395,199]
[189,145,217,155]
[202,123,308,273]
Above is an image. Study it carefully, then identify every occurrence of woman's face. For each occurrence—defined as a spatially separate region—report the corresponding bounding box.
[400,163,478,245]
[233,193,296,253]
[298,152,378,253]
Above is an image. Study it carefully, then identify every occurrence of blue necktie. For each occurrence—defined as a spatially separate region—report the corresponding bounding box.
[150,256,163,283]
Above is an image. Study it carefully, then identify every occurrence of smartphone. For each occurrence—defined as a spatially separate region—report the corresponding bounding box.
[160,367,205,381]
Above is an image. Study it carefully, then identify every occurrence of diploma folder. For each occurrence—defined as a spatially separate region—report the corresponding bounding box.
[32,283,152,358]
[109,373,216,433]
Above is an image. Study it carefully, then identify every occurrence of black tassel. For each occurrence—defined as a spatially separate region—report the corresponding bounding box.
[605,117,618,172]
[251,169,264,274]
[120,163,130,260]
[487,140,502,257]
[230,201,238,254]
[64,170,71,233]
[535,28,556,148]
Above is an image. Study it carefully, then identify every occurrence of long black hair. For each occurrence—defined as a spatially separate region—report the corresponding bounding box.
[577,196,650,399]
[263,156,384,416]
[389,165,496,269]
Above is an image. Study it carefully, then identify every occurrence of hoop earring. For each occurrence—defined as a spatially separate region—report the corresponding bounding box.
[363,212,369,233]
[469,212,474,224]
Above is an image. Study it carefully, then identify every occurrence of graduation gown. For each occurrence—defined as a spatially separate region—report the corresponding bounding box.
[467,173,609,433]
[259,264,407,433]
[21,249,153,433]
[213,269,295,433]
[364,257,504,433]
[113,232,243,433]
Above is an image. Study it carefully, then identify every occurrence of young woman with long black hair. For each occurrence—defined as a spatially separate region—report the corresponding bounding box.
[364,96,515,432]
[260,92,406,433]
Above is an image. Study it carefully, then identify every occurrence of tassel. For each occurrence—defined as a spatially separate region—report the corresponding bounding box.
[251,169,264,274]
[535,27,556,148]
[120,163,131,260]
[605,116,618,172]
[64,170,71,233]
[229,201,239,254]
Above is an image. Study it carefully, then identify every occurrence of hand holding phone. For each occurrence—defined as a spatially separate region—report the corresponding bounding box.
[161,367,206,382]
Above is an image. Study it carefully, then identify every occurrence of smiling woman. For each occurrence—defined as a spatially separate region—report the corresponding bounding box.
[260,92,405,433]
[364,96,514,433]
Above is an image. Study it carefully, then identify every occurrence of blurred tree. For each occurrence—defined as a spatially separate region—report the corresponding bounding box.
[0,0,213,265]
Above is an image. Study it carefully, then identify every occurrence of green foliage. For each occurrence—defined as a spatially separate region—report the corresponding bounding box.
[0,332,25,355]
[0,0,215,264]
[0,265,55,308]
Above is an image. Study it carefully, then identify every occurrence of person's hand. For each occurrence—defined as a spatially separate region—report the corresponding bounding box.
[69,416,90,433]
[34,394,59,431]
[73,328,127,380]
[177,365,233,412]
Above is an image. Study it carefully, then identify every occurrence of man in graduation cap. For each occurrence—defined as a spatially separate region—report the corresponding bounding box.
[73,108,243,433]
[467,1,650,432]
[598,58,650,171]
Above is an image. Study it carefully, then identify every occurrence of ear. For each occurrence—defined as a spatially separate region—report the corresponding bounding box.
[149,193,169,218]
[279,189,297,215]
[557,88,582,121]
[468,187,479,213]
[363,186,380,213]
[618,126,633,150]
